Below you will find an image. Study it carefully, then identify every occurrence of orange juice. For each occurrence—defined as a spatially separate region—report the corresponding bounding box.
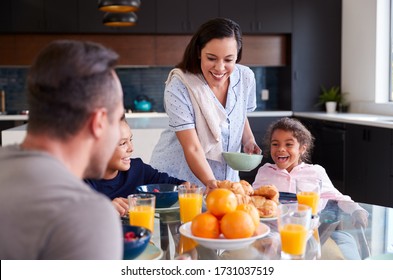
[279,223,308,255]
[129,205,155,232]
[297,191,319,215]
[179,193,203,223]
[178,235,198,255]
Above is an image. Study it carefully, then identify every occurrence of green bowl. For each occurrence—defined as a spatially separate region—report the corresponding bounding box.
[222,152,263,171]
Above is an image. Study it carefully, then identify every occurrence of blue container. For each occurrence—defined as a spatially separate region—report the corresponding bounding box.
[122,225,151,260]
[136,184,179,208]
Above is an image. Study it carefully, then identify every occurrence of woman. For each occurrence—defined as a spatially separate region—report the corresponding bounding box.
[150,18,261,191]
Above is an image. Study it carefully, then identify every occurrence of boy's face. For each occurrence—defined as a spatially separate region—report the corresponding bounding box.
[270,129,306,173]
[107,121,133,173]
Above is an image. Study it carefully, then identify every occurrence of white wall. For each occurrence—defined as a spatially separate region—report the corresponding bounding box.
[342,0,393,115]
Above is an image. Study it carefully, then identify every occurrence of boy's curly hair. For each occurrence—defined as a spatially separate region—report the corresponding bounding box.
[262,117,315,163]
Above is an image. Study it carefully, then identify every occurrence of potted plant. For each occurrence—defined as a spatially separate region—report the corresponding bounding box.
[317,86,341,113]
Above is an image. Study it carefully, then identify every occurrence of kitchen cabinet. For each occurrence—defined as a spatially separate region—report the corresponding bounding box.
[239,116,279,184]
[79,0,156,34]
[219,0,292,34]
[156,0,219,34]
[345,124,392,207]
[12,0,45,32]
[297,118,346,194]
[292,0,342,111]
[12,0,78,33]
[0,1,12,33]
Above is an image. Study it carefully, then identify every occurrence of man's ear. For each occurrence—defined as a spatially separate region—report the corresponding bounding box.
[90,108,108,138]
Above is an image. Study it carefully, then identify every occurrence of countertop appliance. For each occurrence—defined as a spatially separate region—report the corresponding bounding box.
[133,95,152,112]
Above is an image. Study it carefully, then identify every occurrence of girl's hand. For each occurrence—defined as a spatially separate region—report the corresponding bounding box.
[352,209,368,228]
[112,197,129,217]
[243,140,262,155]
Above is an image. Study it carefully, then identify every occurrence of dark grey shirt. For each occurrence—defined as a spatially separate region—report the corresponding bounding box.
[0,145,122,259]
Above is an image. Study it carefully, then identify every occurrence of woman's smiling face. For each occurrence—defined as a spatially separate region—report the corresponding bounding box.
[200,37,238,88]
[270,129,306,172]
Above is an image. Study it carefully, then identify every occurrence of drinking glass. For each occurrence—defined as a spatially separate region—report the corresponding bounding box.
[296,178,321,216]
[277,203,312,260]
[128,194,155,233]
[178,185,203,223]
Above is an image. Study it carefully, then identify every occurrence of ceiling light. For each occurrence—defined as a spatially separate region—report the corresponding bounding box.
[102,12,138,27]
[98,0,141,13]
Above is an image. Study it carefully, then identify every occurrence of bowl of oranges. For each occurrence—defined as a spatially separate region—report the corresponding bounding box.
[179,188,270,250]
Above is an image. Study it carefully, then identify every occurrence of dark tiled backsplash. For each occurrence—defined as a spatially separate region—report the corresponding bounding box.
[0,66,283,113]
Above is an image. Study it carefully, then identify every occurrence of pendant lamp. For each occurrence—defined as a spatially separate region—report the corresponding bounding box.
[98,0,141,13]
[103,12,138,27]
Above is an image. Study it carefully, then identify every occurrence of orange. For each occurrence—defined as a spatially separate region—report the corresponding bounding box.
[237,203,260,229]
[206,188,238,218]
[191,212,221,238]
[220,210,256,239]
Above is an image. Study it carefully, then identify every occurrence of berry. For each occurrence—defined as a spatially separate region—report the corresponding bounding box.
[124,232,136,241]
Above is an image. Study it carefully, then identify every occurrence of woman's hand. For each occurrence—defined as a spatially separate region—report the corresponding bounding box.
[243,140,262,155]
[205,180,218,195]
[112,197,129,217]
[242,118,262,155]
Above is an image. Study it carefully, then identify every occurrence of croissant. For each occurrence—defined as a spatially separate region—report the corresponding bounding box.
[235,194,251,205]
[257,199,278,218]
[217,180,245,195]
[240,180,254,195]
[250,195,266,208]
[254,184,279,200]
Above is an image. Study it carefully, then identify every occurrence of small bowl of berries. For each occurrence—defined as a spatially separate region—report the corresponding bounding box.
[122,225,151,260]
[136,184,180,208]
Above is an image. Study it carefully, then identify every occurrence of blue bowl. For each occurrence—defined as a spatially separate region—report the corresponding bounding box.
[122,225,151,260]
[136,184,179,208]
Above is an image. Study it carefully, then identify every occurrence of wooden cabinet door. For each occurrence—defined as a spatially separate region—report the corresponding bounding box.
[220,0,292,34]
[255,0,292,33]
[219,0,255,33]
[346,125,368,203]
[346,124,392,206]
[364,126,391,207]
[0,0,13,33]
[156,0,188,33]
[292,0,342,111]
[12,0,45,32]
[46,0,78,33]
[188,0,219,32]
[157,0,218,34]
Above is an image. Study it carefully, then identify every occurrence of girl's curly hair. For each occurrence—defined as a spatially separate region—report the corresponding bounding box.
[262,117,315,163]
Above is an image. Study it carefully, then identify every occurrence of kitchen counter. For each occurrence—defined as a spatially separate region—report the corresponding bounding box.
[0,114,28,121]
[294,112,393,129]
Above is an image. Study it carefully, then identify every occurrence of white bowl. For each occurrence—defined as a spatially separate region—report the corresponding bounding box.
[179,222,270,250]
[222,152,263,171]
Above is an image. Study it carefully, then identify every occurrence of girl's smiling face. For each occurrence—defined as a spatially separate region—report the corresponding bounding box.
[270,129,306,172]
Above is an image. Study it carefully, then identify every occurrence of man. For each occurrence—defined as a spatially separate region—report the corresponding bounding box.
[0,40,125,259]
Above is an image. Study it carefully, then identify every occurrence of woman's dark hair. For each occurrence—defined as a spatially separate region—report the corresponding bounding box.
[176,18,243,74]
[263,117,315,163]
[27,40,120,139]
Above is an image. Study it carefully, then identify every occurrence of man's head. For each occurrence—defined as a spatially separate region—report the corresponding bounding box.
[26,40,125,178]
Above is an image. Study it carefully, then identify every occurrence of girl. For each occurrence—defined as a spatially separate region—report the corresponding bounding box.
[253,117,368,226]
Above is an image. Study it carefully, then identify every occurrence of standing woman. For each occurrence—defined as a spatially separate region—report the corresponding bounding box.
[150,18,261,191]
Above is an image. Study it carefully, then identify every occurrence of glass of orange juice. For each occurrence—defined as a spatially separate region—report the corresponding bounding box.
[278,203,311,260]
[295,178,321,216]
[178,185,203,224]
[128,194,155,233]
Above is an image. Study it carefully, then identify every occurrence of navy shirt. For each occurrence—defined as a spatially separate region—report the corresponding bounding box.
[85,158,185,199]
